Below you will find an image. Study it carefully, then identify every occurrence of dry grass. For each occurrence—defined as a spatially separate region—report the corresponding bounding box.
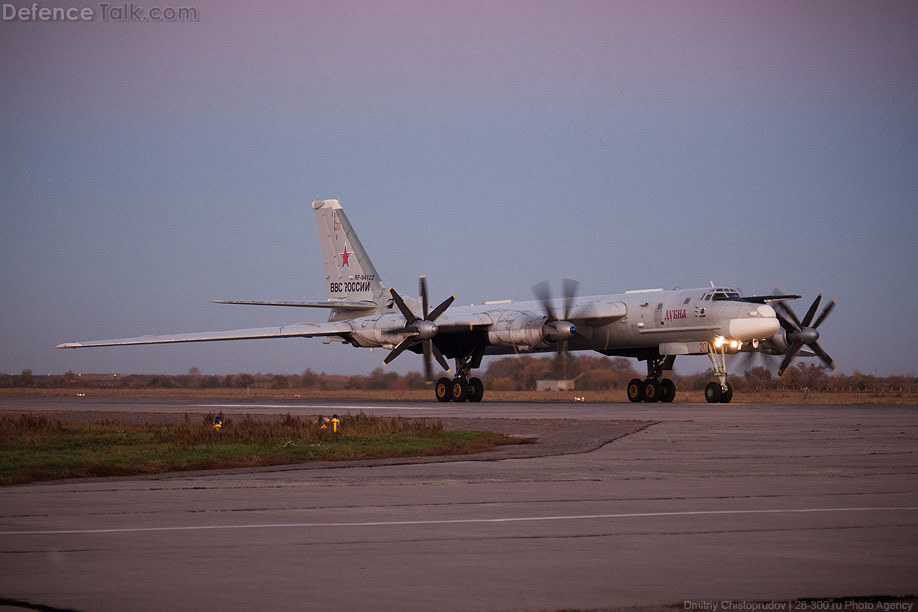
[0,413,528,485]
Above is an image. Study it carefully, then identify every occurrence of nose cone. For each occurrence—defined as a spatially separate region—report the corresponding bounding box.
[727,315,780,341]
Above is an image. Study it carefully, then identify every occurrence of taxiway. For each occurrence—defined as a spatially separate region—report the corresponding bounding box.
[1,397,916,611]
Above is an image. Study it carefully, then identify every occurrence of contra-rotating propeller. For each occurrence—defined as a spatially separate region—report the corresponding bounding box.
[382,276,454,381]
[532,278,580,379]
[773,292,836,376]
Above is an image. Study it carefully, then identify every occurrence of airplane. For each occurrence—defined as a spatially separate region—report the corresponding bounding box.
[58,199,836,404]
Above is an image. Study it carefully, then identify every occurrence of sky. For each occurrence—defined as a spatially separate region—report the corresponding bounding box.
[1,0,916,378]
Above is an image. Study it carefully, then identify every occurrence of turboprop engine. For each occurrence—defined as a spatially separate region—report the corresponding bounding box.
[486,313,575,351]
[744,292,836,376]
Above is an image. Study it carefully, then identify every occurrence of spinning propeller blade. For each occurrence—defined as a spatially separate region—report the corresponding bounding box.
[383,277,453,381]
[771,292,836,376]
[532,278,580,380]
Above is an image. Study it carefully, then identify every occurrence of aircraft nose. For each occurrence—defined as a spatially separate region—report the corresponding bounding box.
[727,315,780,341]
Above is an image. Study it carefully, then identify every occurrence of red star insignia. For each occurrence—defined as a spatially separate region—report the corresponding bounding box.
[341,246,351,268]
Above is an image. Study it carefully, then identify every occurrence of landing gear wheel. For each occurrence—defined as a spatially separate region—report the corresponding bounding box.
[435,377,452,402]
[660,378,676,403]
[467,377,484,402]
[627,378,644,403]
[704,382,722,404]
[643,379,662,403]
[450,378,469,402]
[719,382,733,403]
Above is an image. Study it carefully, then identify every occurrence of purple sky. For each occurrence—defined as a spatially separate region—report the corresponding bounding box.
[2,1,916,377]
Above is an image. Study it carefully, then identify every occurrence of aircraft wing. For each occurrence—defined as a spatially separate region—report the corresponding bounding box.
[429,312,496,332]
[56,321,354,349]
[423,301,628,333]
[729,294,801,304]
[213,300,377,310]
[570,300,627,325]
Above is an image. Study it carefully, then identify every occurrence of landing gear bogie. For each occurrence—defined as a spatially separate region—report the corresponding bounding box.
[628,355,679,403]
[434,352,486,402]
[629,376,677,404]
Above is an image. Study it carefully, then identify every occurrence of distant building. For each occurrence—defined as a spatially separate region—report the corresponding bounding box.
[536,379,575,391]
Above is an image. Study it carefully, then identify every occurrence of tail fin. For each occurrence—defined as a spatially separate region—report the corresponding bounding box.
[312,199,387,306]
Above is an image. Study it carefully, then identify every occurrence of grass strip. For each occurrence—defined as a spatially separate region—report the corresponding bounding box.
[0,413,530,485]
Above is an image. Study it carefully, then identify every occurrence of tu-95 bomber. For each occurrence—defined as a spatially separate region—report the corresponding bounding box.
[58,199,836,403]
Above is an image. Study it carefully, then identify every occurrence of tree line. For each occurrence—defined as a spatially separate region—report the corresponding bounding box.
[3,357,915,392]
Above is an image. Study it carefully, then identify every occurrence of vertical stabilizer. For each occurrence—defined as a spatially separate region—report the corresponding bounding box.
[312,199,387,307]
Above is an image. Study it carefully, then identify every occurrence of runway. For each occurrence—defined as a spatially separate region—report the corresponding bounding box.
[1,397,916,611]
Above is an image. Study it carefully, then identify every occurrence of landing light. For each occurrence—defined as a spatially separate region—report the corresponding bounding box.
[713,336,742,351]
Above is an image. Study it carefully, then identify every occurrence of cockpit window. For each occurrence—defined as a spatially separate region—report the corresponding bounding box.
[683,297,691,304]
[712,288,740,300]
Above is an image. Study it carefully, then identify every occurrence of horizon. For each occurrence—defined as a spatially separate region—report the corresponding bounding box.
[2,1,916,378]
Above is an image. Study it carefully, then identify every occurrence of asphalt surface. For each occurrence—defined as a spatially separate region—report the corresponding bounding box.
[1,397,916,612]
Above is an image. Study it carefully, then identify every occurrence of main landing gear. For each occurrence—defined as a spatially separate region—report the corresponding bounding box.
[704,341,734,403]
[628,355,677,403]
[435,351,484,402]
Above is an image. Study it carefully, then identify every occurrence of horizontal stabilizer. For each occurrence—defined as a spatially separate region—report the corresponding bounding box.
[56,321,354,349]
[213,300,378,310]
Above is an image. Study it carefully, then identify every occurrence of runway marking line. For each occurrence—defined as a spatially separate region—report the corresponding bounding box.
[2,507,916,536]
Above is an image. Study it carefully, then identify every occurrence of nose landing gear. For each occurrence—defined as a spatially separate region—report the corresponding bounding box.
[704,381,733,403]
[705,341,734,403]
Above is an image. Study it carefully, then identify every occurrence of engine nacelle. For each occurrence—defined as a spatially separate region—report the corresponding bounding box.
[487,313,573,351]
[758,330,789,355]
[348,315,406,348]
